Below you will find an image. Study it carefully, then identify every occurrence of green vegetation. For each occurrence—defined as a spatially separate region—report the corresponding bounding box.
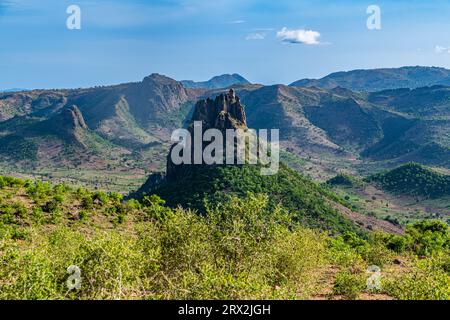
[367,163,450,198]
[142,164,361,235]
[0,135,38,161]
[1,175,448,300]
[327,173,362,188]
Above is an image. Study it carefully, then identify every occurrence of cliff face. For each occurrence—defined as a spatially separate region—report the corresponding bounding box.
[166,89,248,181]
[191,89,247,131]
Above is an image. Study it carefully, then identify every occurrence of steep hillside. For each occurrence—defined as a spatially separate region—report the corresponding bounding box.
[291,66,450,92]
[233,85,351,154]
[304,98,383,151]
[368,85,450,117]
[0,74,198,148]
[0,106,122,168]
[239,85,447,168]
[138,163,367,235]
[0,90,67,121]
[0,74,202,188]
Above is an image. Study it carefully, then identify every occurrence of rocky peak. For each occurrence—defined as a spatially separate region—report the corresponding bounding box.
[191,89,247,131]
[166,90,248,181]
[122,74,190,125]
[142,73,181,86]
[140,73,189,102]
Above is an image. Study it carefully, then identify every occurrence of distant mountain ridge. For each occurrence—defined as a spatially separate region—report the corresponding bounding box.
[290,66,450,92]
[0,88,28,93]
[181,73,250,89]
[0,73,200,172]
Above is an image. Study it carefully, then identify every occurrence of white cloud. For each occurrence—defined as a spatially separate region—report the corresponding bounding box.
[252,27,274,31]
[246,32,266,40]
[228,20,246,24]
[276,27,321,45]
[435,45,450,54]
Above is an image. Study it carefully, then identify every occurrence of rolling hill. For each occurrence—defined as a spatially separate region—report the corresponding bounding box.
[366,163,450,198]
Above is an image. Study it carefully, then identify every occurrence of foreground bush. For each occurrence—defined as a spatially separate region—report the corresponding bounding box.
[0,176,449,300]
[0,193,329,299]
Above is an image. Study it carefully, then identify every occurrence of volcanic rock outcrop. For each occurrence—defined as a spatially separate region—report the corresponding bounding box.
[191,89,247,130]
[166,89,248,181]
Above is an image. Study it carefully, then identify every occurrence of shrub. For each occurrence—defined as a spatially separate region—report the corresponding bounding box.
[327,236,365,268]
[332,271,365,300]
[0,203,28,223]
[0,176,26,189]
[78,210,89,221]
[406,220,449,256]
[93,191,109,207]
[81,195,94,210]
[141,195,171,221]
[386,255,450,300]
[384,234,412,253]
[42,195,64,213]
[26,180,52,204]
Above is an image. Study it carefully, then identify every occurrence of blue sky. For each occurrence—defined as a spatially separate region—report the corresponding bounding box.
[1,0,450,90]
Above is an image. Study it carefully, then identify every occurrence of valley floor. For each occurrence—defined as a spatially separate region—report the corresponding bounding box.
[332,185,450,226]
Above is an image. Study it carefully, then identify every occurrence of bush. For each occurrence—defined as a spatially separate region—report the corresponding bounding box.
[0,227,152,299]
[0,176,26,189]
[385,234,412,253]
[81,195,94,210]
[0,203,28,224]
[1,176,448,300]
[42,195,65,213]
[26,181,53,204]
[93,191,109,207]
[327,236,365,268]
[386,255,450,300]
[406,220,449,256]
[332,271,365,300]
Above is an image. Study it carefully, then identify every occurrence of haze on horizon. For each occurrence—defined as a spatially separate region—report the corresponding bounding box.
[1,0,450,90]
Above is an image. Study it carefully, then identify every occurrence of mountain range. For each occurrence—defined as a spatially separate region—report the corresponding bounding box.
[290,66,450,92]
[0,66,449,191]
